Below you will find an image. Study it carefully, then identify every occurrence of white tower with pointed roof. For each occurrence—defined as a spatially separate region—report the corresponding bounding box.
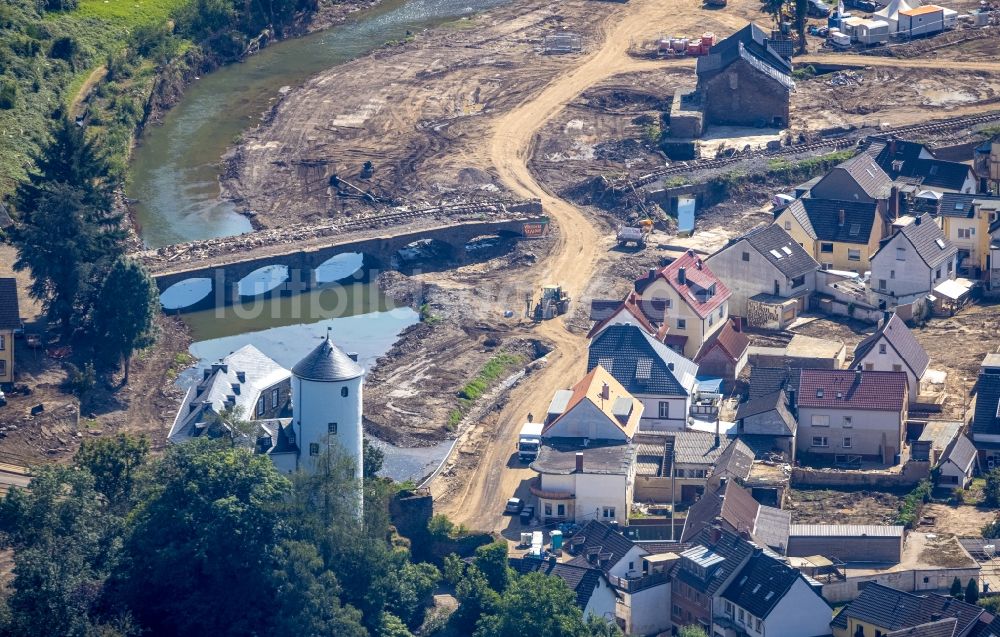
[291,329,364,483]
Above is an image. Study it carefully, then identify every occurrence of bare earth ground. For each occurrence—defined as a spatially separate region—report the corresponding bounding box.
[785,488,904,525]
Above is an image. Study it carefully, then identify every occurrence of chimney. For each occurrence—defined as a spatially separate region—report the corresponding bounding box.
[575,452,584,473]
[838,209,845,226]
[915,215,922,226]
[678,267,687,285]
[720,476,728,489]
[890,185,900,220]
[696,259,703,270]
[236,371,246,383]
[710,526,722,543]
[601,383,610,401]
[648,268,656,280]
[889,137,897,160]
[733,317,743,332]
[348,352,359,362]
[882,310,892,326]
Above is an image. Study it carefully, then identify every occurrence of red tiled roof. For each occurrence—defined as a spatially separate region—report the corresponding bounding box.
[587,292,659,339]
[696,319,750,363]
[638,250,731,319]
[797,369,907,411]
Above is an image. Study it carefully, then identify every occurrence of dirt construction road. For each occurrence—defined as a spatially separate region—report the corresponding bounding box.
[431,0,754,532]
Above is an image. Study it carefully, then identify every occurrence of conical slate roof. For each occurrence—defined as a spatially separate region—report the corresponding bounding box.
[292,332,363,382]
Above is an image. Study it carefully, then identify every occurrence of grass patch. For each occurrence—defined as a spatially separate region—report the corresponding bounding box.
[445,352,525,432]
[980,124,1000,140]
[663,176,691,188]
[72,0,190,25]
[896,479,933,529]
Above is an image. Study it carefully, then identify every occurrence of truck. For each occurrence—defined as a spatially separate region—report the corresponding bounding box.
[517,422,544,462]
[616,222,652,248]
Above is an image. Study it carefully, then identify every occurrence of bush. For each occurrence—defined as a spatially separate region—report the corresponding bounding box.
[984,518,1000,539]
[49,36,78,63]
[0,78,16,109]
[967,579,980,604]
[896,479,932,529]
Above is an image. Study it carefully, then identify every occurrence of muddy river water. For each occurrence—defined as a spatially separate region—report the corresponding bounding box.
[129,0,510,480]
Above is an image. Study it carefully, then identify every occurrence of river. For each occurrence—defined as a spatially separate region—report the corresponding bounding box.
[129,0,509,481]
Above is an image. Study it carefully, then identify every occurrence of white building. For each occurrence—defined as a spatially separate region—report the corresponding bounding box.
[717,551,832,637]
[850,313,930,404]
[169,333,366,488]
[634,250,732,360]
[704,224,818,318]
[869,214,957,305]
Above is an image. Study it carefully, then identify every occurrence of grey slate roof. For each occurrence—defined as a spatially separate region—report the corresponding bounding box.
[753,505,791,552]
[0,278,20,330]
[885,158,974,192]
[590,298,668,323]
[722,552,808,619]
[697,23,792,80]
[852,313,930,379]
[836,153,895,200]
[566,520,642,574]
[874,214,957,270]
[292,333,363,382]
[943,435,977,475]
[973,371,1000,437]
[784,198,880,244]
[588,324,698,398]
[747,367,801,400]
[532,439,634,475]
[673,430,733,465]
[711,438,755,481]
[834,583,984,635]
[714,224,819,279]
[509,557,605,610]
[672,525,757,596]
[886,618,959,637]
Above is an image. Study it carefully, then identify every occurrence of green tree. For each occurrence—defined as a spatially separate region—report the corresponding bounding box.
[452,565,501,634]
[379,612,414,637]
[111,440,293,636]
[763,0,785,28]
[269,540,368,637]
[474,541,513,593]
[586,615,625,637]
[474,572,590,637]
[984,467,1000,507]
[363,437,384,478]
[73,433,149,510]
[0,465,122,637]
[951,576,963,599]
[966,579,980,604]
[678,627,708,637]
[93,257,159,383]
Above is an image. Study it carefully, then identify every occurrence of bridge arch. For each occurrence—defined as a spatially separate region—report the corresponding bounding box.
[160,278,213,310]
[238,264,289,297]
[315,252,365,285]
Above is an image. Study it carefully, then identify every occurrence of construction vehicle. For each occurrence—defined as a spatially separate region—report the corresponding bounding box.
[533,285,571,320]
[616,220,653,248]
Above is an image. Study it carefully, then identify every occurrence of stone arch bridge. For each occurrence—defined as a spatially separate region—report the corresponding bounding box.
[135,200,548,312]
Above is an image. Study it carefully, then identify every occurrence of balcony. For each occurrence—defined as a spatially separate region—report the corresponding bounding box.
[529,477,575,500]
[607,570,669,593]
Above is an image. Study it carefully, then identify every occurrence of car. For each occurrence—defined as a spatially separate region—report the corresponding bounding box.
[519,505,535,525]
[807,0,832,17]
[505,497,524,515]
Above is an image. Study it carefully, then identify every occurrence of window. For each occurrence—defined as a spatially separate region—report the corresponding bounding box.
[742,251,750,262]
[328,422,338,434]
[821,242,834,253]
[822,263,833,270]
[864,363,874,371]
[784,220,792,231]
[309,443,320,456]
[816,389,824,398]
[544,502,552,516]
[948,261,953,274]
[257,396,266,416]
[896,247,906,261]
[557,504,565,516]
[708,315,714,327]
[341,387,349,397]
[695,469,706,478]
[878,279,886,290]
[0,360,6,377]
[739,609,745,624]
[719,307,724,318]
[812,436,829,447]
[658,401,670,419]
[843,416,853,427]
[602,507,616,519]
[677,318,686,330]
[843,437,853,448]
[672,605,683,619]
[879,343,887,354]
[935,268,942,279]
[788,274,805,288]
[893,364,903,372]
[0,335,5,350]
[676,469,685,477]
[848,249,861,262]
[271,388,279,409]
[811,415,829,427]
[890,270,895,279]
[757,619,763,632]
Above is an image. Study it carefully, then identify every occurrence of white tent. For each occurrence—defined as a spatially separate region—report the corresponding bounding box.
[875,0,918,31]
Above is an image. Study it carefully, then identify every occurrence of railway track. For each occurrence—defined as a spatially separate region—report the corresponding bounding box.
[610,110,1000,193]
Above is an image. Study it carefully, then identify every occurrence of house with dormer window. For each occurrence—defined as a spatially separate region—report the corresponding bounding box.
[634,250,732,360]
[869,214,957,305]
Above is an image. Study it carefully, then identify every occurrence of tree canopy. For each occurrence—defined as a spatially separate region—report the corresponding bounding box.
[92,257,160,384]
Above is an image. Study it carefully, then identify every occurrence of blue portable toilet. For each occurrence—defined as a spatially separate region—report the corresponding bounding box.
[550,529,563,550]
